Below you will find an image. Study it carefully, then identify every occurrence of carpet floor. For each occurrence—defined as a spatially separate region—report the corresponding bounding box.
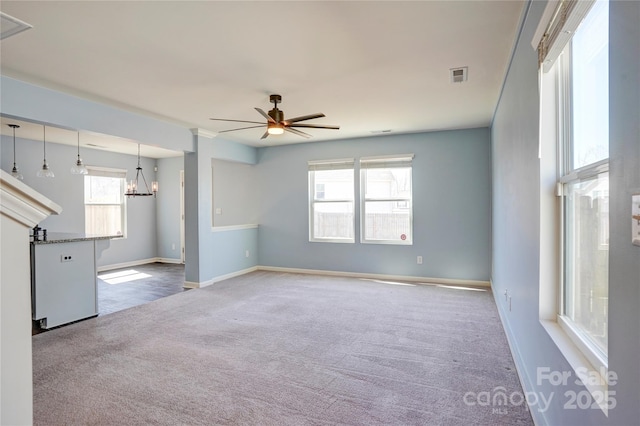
[32,271,533,425]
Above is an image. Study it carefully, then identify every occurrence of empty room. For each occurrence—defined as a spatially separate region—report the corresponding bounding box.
[1,1,638,425]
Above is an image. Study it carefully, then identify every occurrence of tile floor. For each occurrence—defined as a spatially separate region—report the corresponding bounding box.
[97,262,187,315]
[33,262,186,334]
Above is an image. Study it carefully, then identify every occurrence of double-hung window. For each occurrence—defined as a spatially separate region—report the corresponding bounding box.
[84,166,127,236]
[560,0,609,368]
[360,155,413,245]
[308,159,355,243]
[538,0,609,372]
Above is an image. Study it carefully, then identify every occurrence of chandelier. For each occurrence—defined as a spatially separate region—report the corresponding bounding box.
[125,144,158,198]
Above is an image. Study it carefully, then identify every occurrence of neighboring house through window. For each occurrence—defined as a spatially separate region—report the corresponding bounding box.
[360,155,413,245]
[308,159,355,243]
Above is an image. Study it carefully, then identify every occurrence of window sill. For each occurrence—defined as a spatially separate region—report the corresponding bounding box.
[540,319,614,416]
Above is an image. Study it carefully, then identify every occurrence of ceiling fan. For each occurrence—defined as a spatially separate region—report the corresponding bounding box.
[210,94,339,140]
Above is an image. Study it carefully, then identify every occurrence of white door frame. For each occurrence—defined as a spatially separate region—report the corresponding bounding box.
[180,170,185,263]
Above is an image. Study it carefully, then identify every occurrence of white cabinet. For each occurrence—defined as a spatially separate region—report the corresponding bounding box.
[31,240,98,328]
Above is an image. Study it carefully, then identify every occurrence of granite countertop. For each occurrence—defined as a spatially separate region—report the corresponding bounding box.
[31,232,123,244]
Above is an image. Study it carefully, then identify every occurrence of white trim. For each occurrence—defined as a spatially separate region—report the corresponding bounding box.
[256,266,490,288]
[211,223,259,232]
[190,128,217,139]
[0,169,62,227]
[360,154,414,164]
[492,285,546,426]
[531,0,561,50]
[157,257,182,264]
[541,319,611,416]
[184,266,258,288]
[97,257,169,272]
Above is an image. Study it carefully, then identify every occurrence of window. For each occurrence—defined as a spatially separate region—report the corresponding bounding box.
[84,167,127,236]
[559,0,609,366]
[308,159,354,243]
[538,0,609,371]
[360,155,413,244]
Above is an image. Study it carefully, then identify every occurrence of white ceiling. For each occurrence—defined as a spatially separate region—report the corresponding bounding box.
[0,1,524,153]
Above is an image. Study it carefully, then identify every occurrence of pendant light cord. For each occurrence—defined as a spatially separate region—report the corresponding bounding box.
[12,126,17,167]
[43,126,47,162]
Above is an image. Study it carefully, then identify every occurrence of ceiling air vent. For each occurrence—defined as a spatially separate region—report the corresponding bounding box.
[0,12,33,41]
[450,67,468,83]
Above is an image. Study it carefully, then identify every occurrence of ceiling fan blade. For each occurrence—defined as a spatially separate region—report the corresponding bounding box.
[218,125,265,133]
[289,123,340,130]
[255,108,276,123]
[283,113,325,124]
[260,130,270,140]
[284,127,312,138]
[210,118,264,125]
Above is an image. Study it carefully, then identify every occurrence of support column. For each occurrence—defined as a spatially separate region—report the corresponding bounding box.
[184,129,215,287]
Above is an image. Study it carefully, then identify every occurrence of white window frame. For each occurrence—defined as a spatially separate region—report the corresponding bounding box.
[557,0,610,372]
[84,166,127,237]
[536,0,612,415]
[360,154,413,245]
[308,158,355,243]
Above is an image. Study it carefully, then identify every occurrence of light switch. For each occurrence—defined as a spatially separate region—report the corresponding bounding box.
[632,194,640,247]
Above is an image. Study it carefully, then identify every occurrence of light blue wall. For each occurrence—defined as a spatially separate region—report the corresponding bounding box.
[0,135,157,268]
[1,76,193,153]
[607,1,640,424]
[491,1,640,425]
[255,129,491,281]
[212,159,257,226]
[156,155,183,261]
[184,135,259,285]
[211,227,258,277]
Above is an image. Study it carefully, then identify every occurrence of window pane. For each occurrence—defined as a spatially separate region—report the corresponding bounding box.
[364,167,411,199]
[85,205,123,236]
[84,175,125,236]
[314,169,353,200]
[363,201,411,242]
[571,0,609,169]
[564,173,609,355]
[313,202,353,240]
[85,175,123,204]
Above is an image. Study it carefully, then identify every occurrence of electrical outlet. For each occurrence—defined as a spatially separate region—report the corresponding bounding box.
[245,250,250,258]
[61,255,73,262]
[172,243,176,250]
[416,256,423,265]
[215,208,222,215]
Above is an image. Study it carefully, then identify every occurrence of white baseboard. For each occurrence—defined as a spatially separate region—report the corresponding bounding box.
[157,257,183,264]
[98,257,159,272]
[184,266,258,289]
[98,257,182,272]
[256,266,490,288]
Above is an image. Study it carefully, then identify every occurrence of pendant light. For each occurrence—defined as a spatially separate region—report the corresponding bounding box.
[36,125,54,178]
[124,144,158,198]
[70,131,88,175]
[8,123,23,180]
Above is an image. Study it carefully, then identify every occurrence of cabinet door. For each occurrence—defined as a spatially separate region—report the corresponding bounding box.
[33,241,97,328]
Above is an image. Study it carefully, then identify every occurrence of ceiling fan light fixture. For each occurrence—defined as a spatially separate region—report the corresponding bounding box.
[267,123,285,135]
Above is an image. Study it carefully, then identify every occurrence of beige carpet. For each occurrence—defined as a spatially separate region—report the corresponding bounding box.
[32,271,532,425]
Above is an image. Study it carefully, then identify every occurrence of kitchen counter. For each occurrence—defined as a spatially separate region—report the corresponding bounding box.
[31,232,121,244]
[30,232,121,329]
